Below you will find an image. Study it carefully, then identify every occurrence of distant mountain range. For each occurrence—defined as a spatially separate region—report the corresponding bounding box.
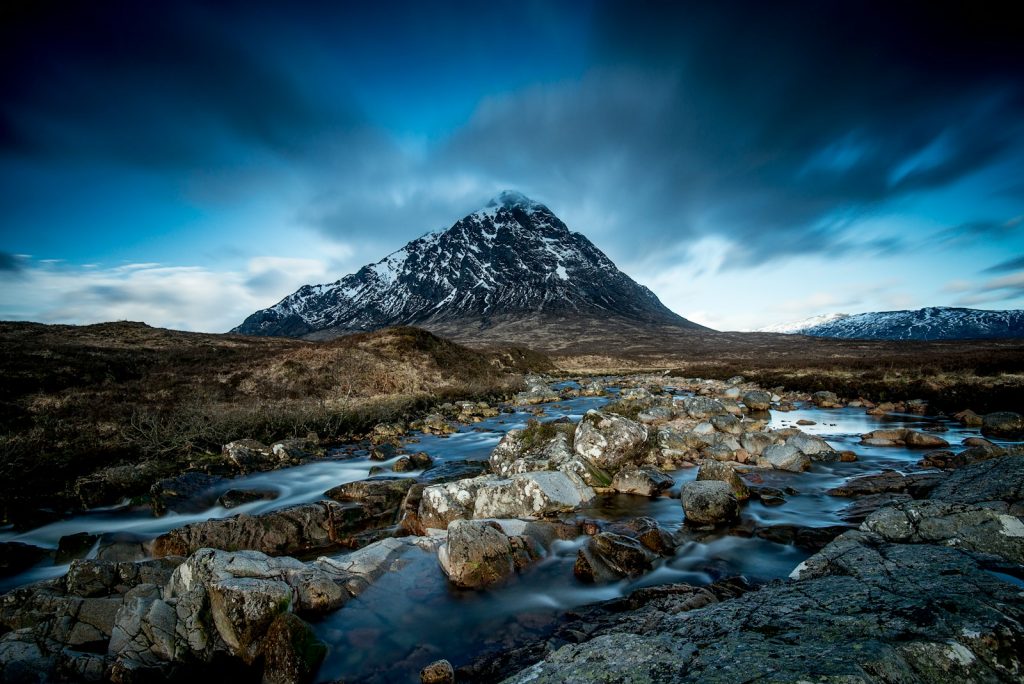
[234,191,706,339]
[759,307,1024,340]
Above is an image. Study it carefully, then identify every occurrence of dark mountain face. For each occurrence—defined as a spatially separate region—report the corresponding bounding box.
[233,191,705,338]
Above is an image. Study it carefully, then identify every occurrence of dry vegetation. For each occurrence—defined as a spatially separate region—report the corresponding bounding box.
[0,322,546,521]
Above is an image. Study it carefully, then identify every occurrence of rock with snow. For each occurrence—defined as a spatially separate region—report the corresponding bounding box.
[760,306,1024,341]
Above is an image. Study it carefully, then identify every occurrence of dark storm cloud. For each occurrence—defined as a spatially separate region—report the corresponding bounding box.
[983,255,1024,275]
[0,251,25,273]
[429,1,1024,268]
[0,1,361,170]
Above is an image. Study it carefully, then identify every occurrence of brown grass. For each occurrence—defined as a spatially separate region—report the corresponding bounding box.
[0,322,546,521]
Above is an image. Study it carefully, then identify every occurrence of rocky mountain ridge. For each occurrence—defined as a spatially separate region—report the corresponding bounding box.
[233,191,705,338]
[761,306,1024,340]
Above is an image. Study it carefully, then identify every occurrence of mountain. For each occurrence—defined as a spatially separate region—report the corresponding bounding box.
[757,312,851,334]
[762,306,1024,340]
[233,191,706,340]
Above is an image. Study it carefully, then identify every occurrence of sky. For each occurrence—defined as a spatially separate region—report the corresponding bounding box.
[2,0,1023,332]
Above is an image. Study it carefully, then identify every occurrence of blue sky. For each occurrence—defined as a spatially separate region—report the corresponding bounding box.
[2,0,1023,331]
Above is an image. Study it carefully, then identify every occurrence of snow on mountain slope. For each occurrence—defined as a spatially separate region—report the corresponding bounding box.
[763,307,1024,340]
[233,191,704,338]
[757,313,851,334]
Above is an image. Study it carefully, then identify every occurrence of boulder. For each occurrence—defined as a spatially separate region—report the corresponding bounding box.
[810,390,841,407]
[222,439,275,472]
[574,532,656,582]
[262,612,327,684]
[927,455,1024,514]
[954,409,984,427]
[473,472,594,519]
[860,428,949,448]
[0,541,49,577]
[421,659,455,684]
[74,461,165,509]
[739,431,777,457]
[490,422,609,487]
[982,411,1024,437]
[696,460,749,500]
[324,477,416,523]
[861,500,1024,563]
[610,465,673,496]
[437,520,516,589]
[679,396,727,420]
[573,410,648,472]
[680,481,739,526]
[218,488,279,509]
[56,533,100,564]
[418,475,501,530]
[150,472,226,516]
[152,500,385,557]
[741,390,772,411]
[826,470,944,498]
[760,443,809,472]
[786,432,835,457]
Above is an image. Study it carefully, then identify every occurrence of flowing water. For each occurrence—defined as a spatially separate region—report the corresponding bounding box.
[0,383,1012,682]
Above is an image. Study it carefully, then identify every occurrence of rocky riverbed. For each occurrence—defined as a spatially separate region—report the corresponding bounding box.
[1,374,1023,683]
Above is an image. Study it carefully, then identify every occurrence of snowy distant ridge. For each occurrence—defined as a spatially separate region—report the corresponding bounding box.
[233,191,703,338]
[761,307,1024,340]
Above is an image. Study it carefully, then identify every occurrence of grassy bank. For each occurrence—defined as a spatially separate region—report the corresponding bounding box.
[0,322,544,521]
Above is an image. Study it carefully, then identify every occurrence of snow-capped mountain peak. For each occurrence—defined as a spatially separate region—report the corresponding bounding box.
[233,191,704,338]
[760,306,1024,340]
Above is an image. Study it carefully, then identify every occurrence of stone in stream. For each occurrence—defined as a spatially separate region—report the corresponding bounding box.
[859,428,949,448]
[473,472,595,520]
[420,658,455,684]
[262,612,328,684]
[679,396,728,420]
[927,454,1024,514]
[741,390,772,411]
[696,460,749,500]
[810,390,842,407]
[325,477,416,522]
[152,499,388,558]
[392,452,433,472]
[222,439,276,472]
[574,532,657,583]
[982,410,1024,437]
[573,410,649,473]
[149,472,227,516]
[437,519,517,589]
[759,443,809,472]
[610,464,673,497]
[56,532,100,563]
[826,470,945,498]
[490,421,611,487]
[954,409,985,427]
[218,488,279,509]
[680,481,739,526]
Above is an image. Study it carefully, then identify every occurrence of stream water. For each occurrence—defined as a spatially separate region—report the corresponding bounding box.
[0,382,1012,682]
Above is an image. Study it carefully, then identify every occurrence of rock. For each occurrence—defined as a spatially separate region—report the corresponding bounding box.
[271,438,315,464]
[222,440,275,472]
[636,406,674,424]
[904,430,951,448]
[473,472,595,519]
[753,524,851,551]
[861,500,1024,563]
[610,464,673,496]
[810,390,841,407]
[860,428,949,448]
[438,520,515,589]
[796,419,816,426]
[420,658,455,684]
[149,472,226,516]
[785,432,835,457]
[370,422,406,443]
[680,481,739,526]
[490,422,609,487]
[928,455,1024,513]
[709,414,742,435]
[760,443,809,472]
[739,431,776,457]
[262,612,327,684]
[152,500,385,557]
[741,390,771,411]
[0,541,49,577]
[574,532,656,582]
[515,383,560,405]
[837,492,913,523]
[502,532,1024,684]
[418,414,457,435]
[696,460,749,500]
[393,452,433,472]
[56,533,99,564]
[74,461,165,509]
[418,476,501,530]
[573,410,648,472]
[218,488,279,509]
[826,470,945,498]
[207,577,293,658]
[726,375,745,385]
[679,396,727,420]
[324,477,416,524]
[982,411,1024,437]
[954,409,984,427]
[95,532,148,562]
